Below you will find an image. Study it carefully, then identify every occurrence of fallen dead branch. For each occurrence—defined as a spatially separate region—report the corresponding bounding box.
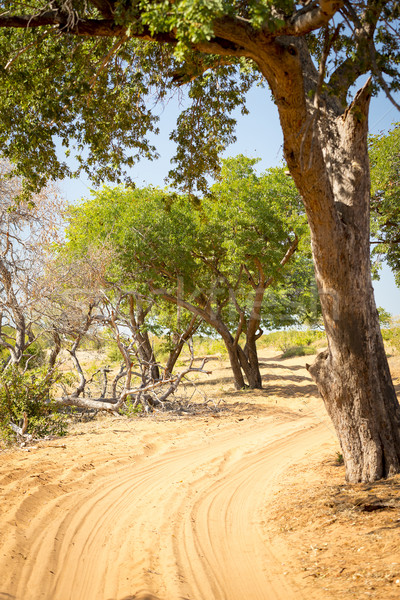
[9,411,29,440]
[56,356,212,414]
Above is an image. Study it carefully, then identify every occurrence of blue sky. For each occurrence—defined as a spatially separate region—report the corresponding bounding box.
[59,84,400,317]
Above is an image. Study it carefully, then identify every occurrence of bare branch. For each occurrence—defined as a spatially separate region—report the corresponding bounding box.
[283,0,343,36]
[57,357,212,412]
[9,411,28,437]
[263,235,299,289]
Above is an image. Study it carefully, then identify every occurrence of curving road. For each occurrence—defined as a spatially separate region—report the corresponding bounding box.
[0,409,334,600]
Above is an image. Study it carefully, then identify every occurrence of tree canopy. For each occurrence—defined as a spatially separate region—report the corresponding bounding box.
[0,1,399,194]
[65,157,311,321]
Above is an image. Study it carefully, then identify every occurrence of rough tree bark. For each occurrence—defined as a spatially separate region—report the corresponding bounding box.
[255,41,400,482]
[303,88,400,483]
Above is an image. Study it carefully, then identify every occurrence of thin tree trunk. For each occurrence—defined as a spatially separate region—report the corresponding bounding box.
[224,337,247,390]
[48,330,61,370]
[241,282,265,390]
[152,286,252,389]
[240,239,299,390]
[128,295,159,382]
[235,343,262,389]
[138,332,159,381]
[164,315,199,377]
[241,338,262,388]
[211,322,261,389]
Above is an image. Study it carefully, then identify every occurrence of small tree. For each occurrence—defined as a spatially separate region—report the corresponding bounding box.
[0,161,64,368]
[65,157,315,388]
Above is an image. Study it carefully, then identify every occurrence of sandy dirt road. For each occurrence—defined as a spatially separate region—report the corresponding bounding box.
[0,395,336,600]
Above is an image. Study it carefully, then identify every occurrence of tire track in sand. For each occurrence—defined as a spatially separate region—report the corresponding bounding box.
[0,412,334,600]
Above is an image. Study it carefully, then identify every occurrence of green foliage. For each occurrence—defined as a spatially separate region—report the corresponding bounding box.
[381,321,400,353]
[146,335,170,363]
[0,346,9,366]
[377,306,392,328]
[335,452,344,466]
[0,367,68,443]
[0,19,256,195]
[121,397,143,417]
[280,345,317,359]
[21,342,46,369]
[107,341,123,364]
[169,66,255,193]
[0,30,169,194]
[369,124,400,286]
[0,327,45,369]
[260,329,325,351]
[64,155,317,333]
[1,2,399,195]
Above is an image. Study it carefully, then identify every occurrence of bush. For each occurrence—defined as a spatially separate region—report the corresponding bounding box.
[281,345,317,359]
[260,329,325,351]
[0,341,45,370]
[22,342,46,369]
[0,367,68,443]
[193,336,227,357]
[121,396,143,417]
[382,326,400,354]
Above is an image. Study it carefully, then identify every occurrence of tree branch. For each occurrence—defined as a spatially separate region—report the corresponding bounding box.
[283,0,343,36]
[57,359,211,412]
[0,10,264,59]
[328,0,386,104]
[88,0,115,20]
[263,235,299,289]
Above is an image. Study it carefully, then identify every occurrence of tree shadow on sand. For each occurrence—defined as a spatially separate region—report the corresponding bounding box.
[261,382,319,398]
[259,360,309,372]
[109,594,191,600]
[108,593,161,600]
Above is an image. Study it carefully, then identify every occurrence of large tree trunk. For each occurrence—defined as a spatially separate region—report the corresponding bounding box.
[305,90,400,481]
[254,41,400,482]
[308,300,400,482]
